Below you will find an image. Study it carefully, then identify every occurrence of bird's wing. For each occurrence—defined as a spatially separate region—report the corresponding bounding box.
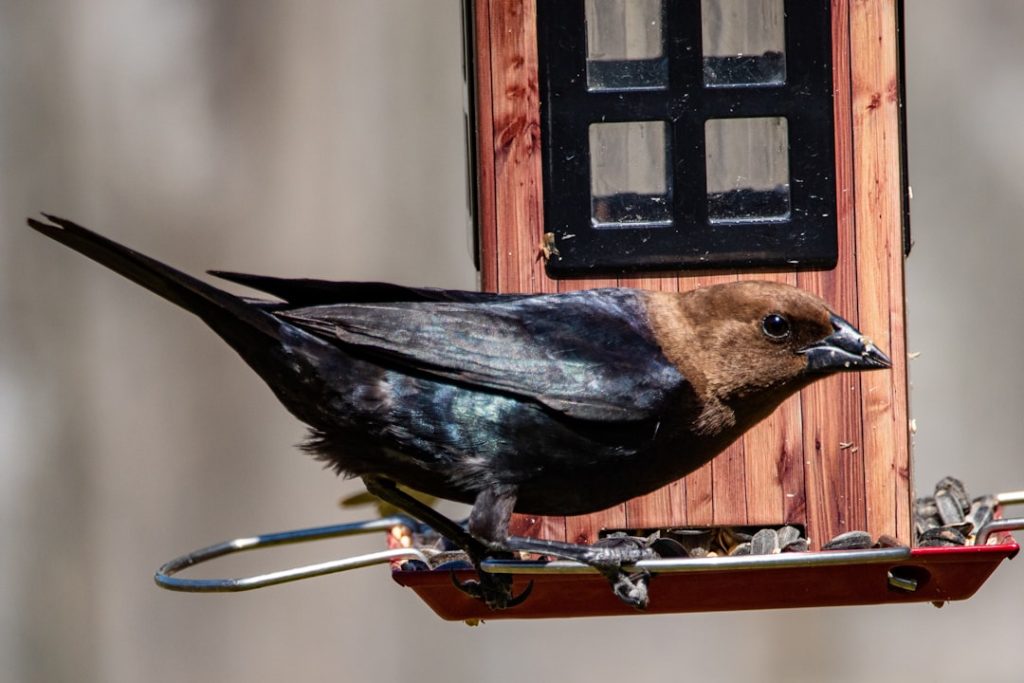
[279,289,687,423]
[209,271,529,306]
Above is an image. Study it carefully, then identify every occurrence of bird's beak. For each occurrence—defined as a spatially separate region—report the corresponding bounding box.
[799,313,892,374]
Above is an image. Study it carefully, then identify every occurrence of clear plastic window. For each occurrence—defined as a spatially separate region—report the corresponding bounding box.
[586,0,667,90]
[705,116,790,222]
[590,121,672,228]
[702,0,786,87]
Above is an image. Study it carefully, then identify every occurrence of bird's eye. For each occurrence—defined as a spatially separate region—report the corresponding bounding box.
[761,313,791,340]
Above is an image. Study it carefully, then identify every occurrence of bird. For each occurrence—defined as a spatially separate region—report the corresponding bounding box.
[28,214,891,609]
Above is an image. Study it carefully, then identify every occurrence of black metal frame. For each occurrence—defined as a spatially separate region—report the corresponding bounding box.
[461,0,482,271]
[895,0,912,256]
[537,0,837,276]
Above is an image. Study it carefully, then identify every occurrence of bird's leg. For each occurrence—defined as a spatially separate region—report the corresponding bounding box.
[362,476,531,609]
[469,487,656,609]
[364,476,485,555]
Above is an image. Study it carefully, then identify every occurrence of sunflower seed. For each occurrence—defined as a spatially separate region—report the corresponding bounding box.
[751,528,780,555]
[649,537,689,558]
[777,525,801,549]
[728,542,752,556]
[823,530,873,550]
[935,476,971,513]
[919,526,966,547]
[934,489,964,525]
[781,538,809,553]
[874,534,904,548]
[666,528,714,554]
[966,495,997,538]
[915,496,938,519]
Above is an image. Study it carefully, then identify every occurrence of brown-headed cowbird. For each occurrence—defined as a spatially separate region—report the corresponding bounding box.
[28,215,891,609]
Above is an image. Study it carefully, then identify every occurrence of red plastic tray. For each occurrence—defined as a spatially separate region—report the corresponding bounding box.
[391,533,1018,621]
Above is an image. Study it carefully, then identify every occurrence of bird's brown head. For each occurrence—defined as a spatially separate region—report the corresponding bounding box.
[645,280,890,434]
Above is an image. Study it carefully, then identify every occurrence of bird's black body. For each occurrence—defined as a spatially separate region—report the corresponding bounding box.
[29,214,891,609]
[274,287,707,515]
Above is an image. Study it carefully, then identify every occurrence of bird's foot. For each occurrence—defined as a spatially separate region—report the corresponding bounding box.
[583,535,658,610]
[496,532,658,609]
[451,570,534,610]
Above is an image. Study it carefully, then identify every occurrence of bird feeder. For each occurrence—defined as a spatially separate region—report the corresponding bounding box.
[155,0,1021,619]
[389,0,1021,618]
[470,0,910,568]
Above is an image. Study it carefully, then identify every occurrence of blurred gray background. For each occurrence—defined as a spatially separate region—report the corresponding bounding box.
[3,1,1023,681]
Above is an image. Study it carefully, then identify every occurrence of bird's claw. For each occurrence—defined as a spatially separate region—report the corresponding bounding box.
[450,570,534,610]
[580,541,655,609]
[607,569,650,610]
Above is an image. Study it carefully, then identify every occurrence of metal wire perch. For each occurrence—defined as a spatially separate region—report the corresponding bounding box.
[155,515,424,592]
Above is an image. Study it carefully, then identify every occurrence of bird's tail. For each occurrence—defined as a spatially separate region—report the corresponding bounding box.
[27,214,334,426]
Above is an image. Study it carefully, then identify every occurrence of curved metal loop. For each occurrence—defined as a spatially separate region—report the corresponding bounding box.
[996,490,1024,507]
[155,515,422,592]
[975,490,1024,546]
[970,489,1024,548]
[975,518,1024,547]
